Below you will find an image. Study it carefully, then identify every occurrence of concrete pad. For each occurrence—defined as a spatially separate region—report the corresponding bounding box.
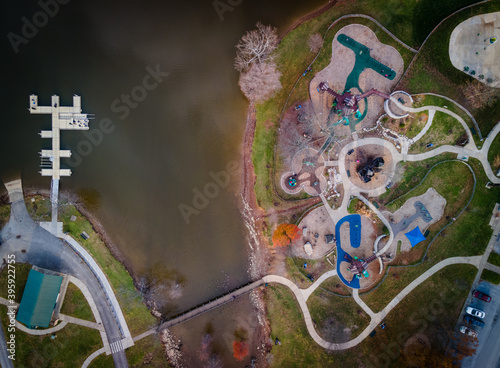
[449,12,500,87]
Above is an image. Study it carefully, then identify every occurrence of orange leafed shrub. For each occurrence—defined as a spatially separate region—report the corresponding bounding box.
[272,223,302,247]
[233,341,249,361]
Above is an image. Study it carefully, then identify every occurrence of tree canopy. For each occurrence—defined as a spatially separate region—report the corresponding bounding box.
[272,223,302,247]
[234,22,278,72]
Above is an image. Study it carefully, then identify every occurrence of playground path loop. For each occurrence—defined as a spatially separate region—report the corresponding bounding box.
[264,256,481,350]
[390,98,477,151]
[82,255,483,364]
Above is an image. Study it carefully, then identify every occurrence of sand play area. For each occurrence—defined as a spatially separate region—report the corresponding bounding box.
[294,206,336,259]
[310,24,404,134]
[344,144,394,191]
[449,12,500,87]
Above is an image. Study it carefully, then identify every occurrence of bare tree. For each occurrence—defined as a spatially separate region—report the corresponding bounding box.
[197,333,213,362]
[463,80,500,109]
[308,32,323,53]
[204,354,223,368]
[235,22,279,72]
[238,61,282,102]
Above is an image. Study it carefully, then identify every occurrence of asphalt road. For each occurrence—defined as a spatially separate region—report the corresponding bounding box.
[0,197,128,367]
[461,279,500,368]
[0,314,14,368]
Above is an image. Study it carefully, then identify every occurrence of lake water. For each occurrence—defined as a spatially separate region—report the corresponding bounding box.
[0,0,328,312]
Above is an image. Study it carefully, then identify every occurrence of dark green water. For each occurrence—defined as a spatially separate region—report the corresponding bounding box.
[1,0,328,311]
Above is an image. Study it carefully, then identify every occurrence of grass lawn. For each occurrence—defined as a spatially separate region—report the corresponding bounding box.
[481,269,500,285]
[24,196,52,222]
[0,305,102,367]
[285,256,334,289]
[307,289,370,343]
[408,111,466,153]
[347,198,360,214]
[60,282,95,322]
[381,113,428,140]
[264,284,340,367]
[363,159,498,311]
[265,263,476,367]
[58,203,157,336]
[377,153,456,205]
[488,133,500,171]
[488,252,500,268]
[412,94,481,145]
[91,334,169,368]
[315,275,352,296]
[386,160,473,213]
[0,263,32,303]
[23,196,158,337]
[0,203,10,229]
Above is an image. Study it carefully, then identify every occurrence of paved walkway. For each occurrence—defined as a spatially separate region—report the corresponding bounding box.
[264,256,481,350]
[485,263,500,273]
[82,254,484,366]
[389,97,477,151]
[0,313,14,368]
[412,109,435,143]
[353,289,376,318]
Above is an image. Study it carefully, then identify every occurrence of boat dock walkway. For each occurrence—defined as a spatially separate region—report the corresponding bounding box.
[29,94,94,233]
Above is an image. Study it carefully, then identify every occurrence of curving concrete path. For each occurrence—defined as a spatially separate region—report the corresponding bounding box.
[82,254,483,365]
[264,256,481,350]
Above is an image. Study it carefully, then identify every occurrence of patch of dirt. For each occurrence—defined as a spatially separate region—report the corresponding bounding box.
[294,206,336,259]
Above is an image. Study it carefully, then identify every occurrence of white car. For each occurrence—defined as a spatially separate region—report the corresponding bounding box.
[460,325,478,337]
[466,306,485,319]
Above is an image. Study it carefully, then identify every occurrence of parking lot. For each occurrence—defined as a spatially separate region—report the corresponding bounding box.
[460,280,500,368]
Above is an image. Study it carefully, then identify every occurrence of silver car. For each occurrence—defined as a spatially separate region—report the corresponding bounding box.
[466,306,485,319]
[460,325,478,337]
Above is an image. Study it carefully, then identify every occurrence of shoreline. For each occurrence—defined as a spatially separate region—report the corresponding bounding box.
[22,187,142,299]
[279,0,337,38]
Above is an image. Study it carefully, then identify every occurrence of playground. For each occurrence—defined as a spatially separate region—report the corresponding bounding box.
[343,144,394,191]
[281,148,327,196]
[294,206,336,259]
[449,11,500,87]
[310,24,404,135]
[335,214,383,289]
[383,188,446,253]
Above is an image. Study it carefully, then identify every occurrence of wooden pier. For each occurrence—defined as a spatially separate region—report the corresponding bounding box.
[29,94,94,233]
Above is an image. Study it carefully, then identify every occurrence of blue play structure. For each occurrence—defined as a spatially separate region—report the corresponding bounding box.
[335,214,362,289]
[405,226,426,247]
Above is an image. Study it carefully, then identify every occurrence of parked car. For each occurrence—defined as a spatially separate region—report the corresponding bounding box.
[460,325,478,337]
[466,306,485,319]
[473,290,492,302]
[347,149,354,155]
[463,315,485,327]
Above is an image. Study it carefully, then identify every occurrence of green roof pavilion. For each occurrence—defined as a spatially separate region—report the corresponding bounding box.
[16,269,63,328]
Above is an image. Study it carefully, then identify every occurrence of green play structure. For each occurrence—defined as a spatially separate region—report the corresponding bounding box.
[328,34,396,129]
